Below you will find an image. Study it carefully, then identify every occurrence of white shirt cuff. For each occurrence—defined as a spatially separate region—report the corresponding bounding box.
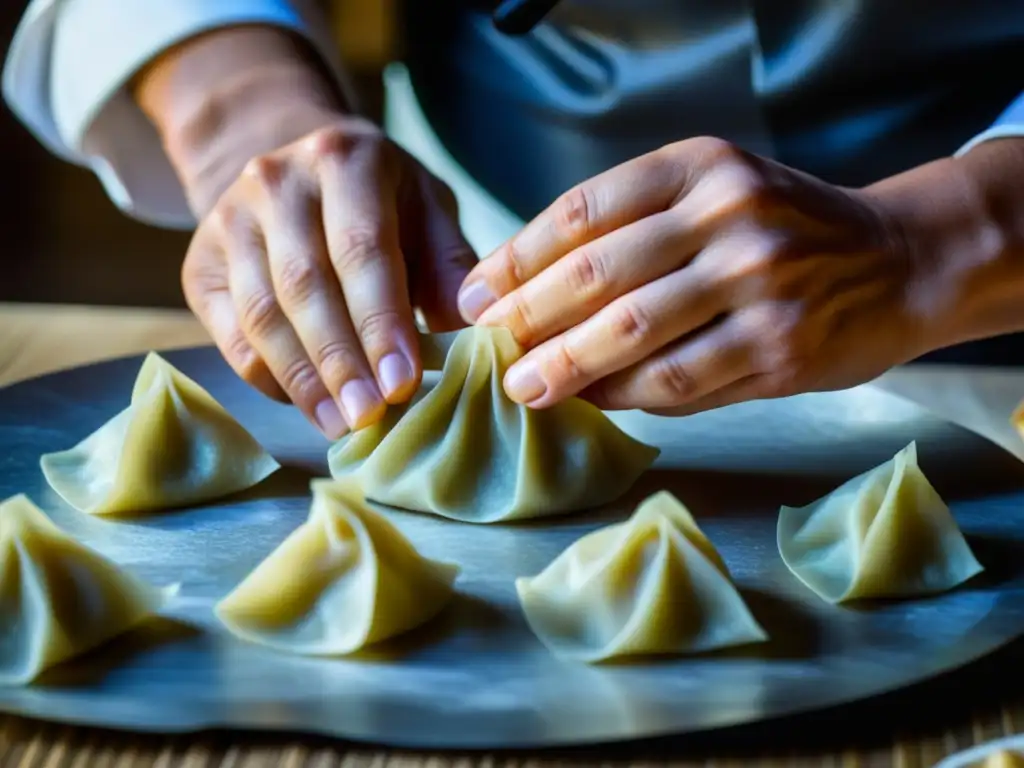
[2,0,353,229]
[955,90,1024,157]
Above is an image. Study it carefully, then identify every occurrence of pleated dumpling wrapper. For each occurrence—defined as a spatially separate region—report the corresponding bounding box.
[327,326,660,523]
[0,494,176,685]
[215,479,460,655]
[515,491,768,663]
[777,442,983,604]
[40,352,280,516]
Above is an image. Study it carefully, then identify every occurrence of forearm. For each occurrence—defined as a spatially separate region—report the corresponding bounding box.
[134,25,349,215]
[866,138,1024,352]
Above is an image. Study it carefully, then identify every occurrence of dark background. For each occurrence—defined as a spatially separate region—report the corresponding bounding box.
[0,0,390,309]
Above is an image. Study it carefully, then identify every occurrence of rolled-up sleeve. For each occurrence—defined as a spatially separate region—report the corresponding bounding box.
[956,90,1024,157]
[2,0,352,229]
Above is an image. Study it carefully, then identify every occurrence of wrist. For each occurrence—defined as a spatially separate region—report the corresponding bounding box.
[864,139,1024,354]
[168,68,345,214]
[134,25,350,216]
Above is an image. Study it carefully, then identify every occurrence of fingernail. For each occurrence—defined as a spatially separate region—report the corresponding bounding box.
[314,398,349,440]
[378,352,414,399]
[458,281,496,322]
[340,379,384,429]
[505,361,546,404]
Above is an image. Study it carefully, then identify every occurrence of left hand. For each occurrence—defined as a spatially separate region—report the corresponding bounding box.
[456,136,942,415]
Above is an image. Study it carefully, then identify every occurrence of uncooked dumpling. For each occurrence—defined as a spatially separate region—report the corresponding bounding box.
[215,479,459,655]
[515,491,767,663]
[777,442,983,604]
[328,327,659,524]
[41,352,279,516]
[982,752,1024,768]
[0,494,175,685]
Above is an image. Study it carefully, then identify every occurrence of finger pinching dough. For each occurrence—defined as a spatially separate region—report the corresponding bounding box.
[327,327,660,524]
[0,494,176,685]
[777,442,983,604]
[41,352,280,516]
[516,491,768,663]
[215,479,460,655]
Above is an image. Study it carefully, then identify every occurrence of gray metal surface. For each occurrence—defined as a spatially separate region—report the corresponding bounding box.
[2,348,1024,749]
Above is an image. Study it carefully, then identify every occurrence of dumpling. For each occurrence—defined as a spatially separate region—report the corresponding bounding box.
[0,494,175,685]
[515,491,768,663]
[215,479,459,655]
[41,352,280,516]
[983,752,1024,768]
[777,442,983,604]
[328,326,659,524]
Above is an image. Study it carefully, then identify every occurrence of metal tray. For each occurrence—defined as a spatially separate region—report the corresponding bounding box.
[2,347,1024,749]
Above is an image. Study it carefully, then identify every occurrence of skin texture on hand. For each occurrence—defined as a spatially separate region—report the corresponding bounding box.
[135,26,476,440]
[457,136,1024,417]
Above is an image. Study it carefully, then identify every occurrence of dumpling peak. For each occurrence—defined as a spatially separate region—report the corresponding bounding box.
[215,478,459,656]
[40,353,279,516]
[328,326,659,524]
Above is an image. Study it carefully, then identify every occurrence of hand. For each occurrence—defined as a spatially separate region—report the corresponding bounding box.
[182,116,476,439]
[457,136,942,416]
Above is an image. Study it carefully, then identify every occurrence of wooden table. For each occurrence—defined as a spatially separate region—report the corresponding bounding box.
[1,301,1023,767]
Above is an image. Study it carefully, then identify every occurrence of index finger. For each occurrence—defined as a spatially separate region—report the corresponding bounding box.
[457,148,686,323]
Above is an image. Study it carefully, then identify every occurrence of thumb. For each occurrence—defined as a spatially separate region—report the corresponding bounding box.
[407,172,478,332]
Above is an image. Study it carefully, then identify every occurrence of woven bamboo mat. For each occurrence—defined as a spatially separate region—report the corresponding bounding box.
[0,708,1013,767]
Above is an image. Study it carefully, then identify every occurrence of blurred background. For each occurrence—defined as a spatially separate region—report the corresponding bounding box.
[0,0,395,309]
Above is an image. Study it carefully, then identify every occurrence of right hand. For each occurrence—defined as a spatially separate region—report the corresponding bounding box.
[181,116,477,440]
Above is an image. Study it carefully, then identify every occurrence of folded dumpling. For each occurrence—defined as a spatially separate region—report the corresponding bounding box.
[328,327,659,524]
[777,442,984,604]
[215,479,459,655]
[983,752,1024,768]
[41,352,280,516]
[515,491,768,663]
[0,494,175,685]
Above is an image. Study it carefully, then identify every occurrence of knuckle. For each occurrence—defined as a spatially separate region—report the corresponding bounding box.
[306,122,380,159]
[242,154,285,191]
[356,308,402,350]
[278,357,322,399]
[312,340,365,386]
[306,125,361,158]
[503,239,529,286]
[691,136,746,167]
[565,247,610,297]
[688,138,775,209]
[238,289,283,338]
[549,343,586,386]
[609,300,654,349]
[733,169,776,210]
[225,333,259,377]
[650,357,699,401]
[504,295,540,345]
[307,123,390,175]
[724,233,790,283]
[330,227,385,275]
[274,257,322,306]
[555,185,596,241]
[210,202,239,236]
